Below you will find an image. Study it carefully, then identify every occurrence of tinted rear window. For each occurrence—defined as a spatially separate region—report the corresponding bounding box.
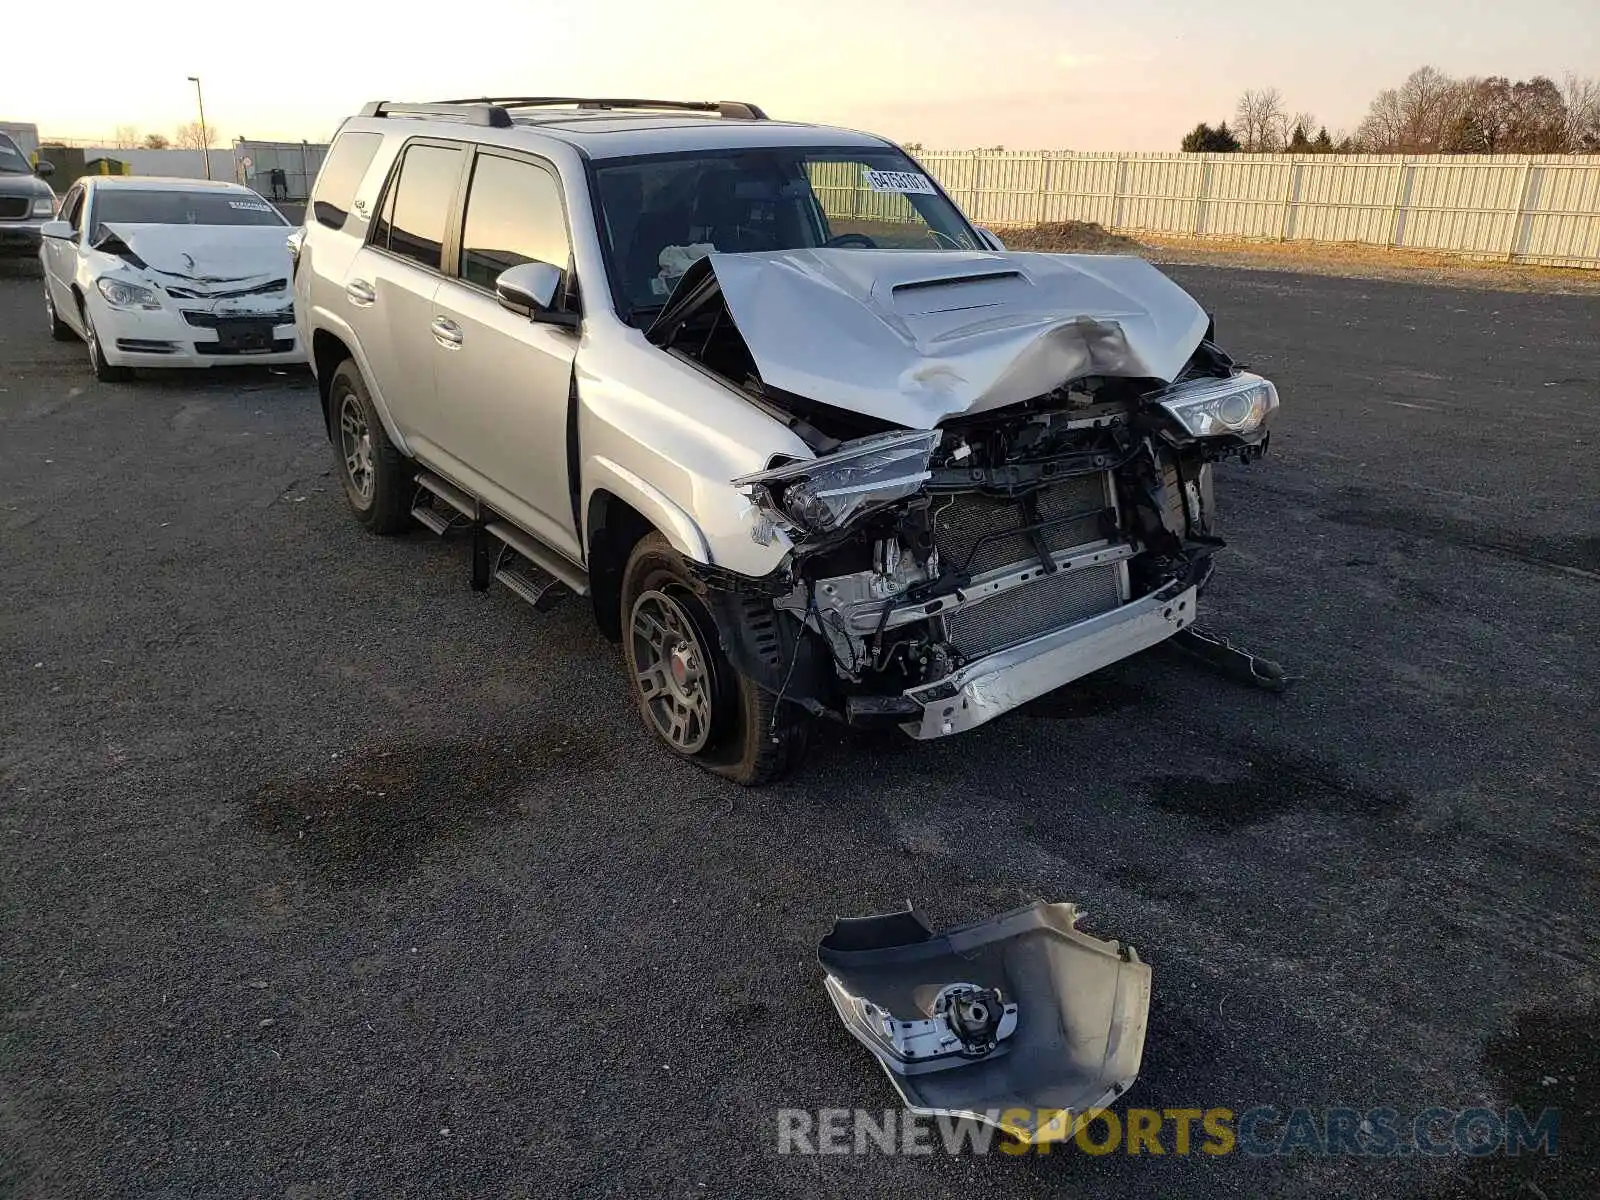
[372,144,462,273]
[312,131,382,230]
[93,190,287,230]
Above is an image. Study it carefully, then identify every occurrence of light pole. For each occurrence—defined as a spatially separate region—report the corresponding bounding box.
[186,75,210,179]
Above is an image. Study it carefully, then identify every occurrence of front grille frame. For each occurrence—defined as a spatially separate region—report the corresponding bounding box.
[0,196,31,220]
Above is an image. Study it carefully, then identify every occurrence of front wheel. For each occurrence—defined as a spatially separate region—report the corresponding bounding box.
[44,279,73,341]
[621,533,808,785]
[81,305,131,382]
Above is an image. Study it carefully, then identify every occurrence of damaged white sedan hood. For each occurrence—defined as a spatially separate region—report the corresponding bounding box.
[671,249,1209,428]
[98,222,292,286]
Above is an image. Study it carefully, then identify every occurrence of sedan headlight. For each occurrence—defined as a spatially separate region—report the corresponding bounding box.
[734,429,941,535]
[95,276,161,310]
[31,196,54,217]
[1154,371,1279,438]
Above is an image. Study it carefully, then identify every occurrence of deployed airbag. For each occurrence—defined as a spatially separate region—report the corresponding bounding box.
[819,900,1151,1144]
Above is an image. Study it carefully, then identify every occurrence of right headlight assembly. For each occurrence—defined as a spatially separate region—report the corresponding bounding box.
[1153,371,1279,438]
[733,429,941,536]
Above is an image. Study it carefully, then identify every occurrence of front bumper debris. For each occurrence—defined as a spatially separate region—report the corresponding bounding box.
[901,583,1196,738]
[820,901,1152,1145]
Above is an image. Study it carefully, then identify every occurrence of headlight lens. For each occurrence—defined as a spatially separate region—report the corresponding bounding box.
[1154,371,1279,438]
[734,429,941,535]
[95,276,161,310]
[31,196,54,217]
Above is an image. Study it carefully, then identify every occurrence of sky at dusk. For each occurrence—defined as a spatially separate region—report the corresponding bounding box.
[5,0,1597,150]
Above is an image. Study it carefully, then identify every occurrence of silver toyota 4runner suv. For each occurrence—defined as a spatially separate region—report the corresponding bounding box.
[294,97,1278,784]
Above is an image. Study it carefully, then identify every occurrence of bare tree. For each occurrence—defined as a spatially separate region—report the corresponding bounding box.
[141,133,171,150]
[173,122,212,151]
[1235,88,1287,152]
[1561,74,1600,151]
[112,125,141,149]
[1356,67,1470,152]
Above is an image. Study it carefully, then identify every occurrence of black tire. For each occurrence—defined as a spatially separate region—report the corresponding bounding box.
[44,279,73,341]
[329,359,412,534]
[80,303,131,382]
[621,533,808,785]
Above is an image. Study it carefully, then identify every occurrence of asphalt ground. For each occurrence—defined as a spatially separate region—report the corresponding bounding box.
[1,258,1596,1199]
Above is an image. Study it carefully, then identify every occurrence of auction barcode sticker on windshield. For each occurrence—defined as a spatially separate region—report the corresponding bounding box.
[229,200,272,212]
[863,169,936,195]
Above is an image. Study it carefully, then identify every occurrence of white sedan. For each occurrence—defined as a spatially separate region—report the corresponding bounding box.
[39,176,306,380]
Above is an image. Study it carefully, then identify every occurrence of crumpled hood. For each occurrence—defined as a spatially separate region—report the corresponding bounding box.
[97,222,292,283]
[659,249,1209,428]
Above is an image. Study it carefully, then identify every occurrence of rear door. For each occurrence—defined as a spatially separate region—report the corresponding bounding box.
[425,149,582,561]
[344,140,467,446]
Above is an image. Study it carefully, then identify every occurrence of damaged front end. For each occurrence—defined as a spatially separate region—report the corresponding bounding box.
[650,249,1278,737]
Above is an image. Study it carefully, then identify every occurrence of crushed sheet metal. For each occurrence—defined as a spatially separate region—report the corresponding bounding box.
[97,222,294,285]
[819,900,1151,1144]
[696,248,1209,428]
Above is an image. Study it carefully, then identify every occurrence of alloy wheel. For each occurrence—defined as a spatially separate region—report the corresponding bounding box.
[339,392,375,504]
[631,588,716,753]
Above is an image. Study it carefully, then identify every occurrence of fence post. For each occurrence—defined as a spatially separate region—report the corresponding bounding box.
[1036,152,1053,226]
[1278,159,1302,241]
[1192,157,1211,236]
[1384,158,1411,248]
[1506,159,1535,262]
[1111,157,1129,230]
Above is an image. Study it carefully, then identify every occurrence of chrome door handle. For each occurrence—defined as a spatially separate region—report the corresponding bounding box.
[430,316,464,349]
[345,279,376,306]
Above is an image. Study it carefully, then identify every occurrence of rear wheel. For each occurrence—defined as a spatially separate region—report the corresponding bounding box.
[621,533,808,785]
[330,360,412,534]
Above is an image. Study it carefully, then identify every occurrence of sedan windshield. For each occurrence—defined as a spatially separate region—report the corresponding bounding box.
[0,135,31,175]
[592,148,980,318]
[93,189,287,233]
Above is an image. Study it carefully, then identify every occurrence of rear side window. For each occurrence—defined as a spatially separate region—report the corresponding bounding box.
[372,143,462,272]
[458,153,570,290]
[311,131,382,230]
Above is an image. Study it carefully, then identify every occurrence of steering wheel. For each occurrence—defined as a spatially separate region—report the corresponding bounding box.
[823,232,878,249]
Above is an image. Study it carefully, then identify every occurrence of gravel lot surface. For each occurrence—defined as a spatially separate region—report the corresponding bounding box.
[1,259,1595,1199]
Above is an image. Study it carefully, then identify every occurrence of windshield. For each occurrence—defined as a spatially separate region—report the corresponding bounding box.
[592,148,980,318]
[0,135,30,175]
[93,189,287,232]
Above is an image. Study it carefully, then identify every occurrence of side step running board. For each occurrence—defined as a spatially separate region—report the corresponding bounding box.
[412,470,478,534]
[409,469,590,611]
[485,520,589,596]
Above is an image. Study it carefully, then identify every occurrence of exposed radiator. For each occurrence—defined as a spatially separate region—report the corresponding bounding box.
[934,473,1111,578]
[945,561,1124,658]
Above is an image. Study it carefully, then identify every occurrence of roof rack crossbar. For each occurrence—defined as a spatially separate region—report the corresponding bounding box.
[359,101,513,128]
[433,96,768,120]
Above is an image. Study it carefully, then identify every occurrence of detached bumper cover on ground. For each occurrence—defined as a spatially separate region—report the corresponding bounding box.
[819,901,1152,1143]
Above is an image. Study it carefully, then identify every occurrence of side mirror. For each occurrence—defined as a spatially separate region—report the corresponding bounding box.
[35,159,55,179]
[494,260,570,323]
[976,227,1005,252]
[40,220,73,239]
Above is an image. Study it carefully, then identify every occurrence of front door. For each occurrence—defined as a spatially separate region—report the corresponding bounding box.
[426,150,581,562]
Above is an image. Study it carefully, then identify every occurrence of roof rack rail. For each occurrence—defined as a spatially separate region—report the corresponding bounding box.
[358,100,514,127]
[434,96,769,120]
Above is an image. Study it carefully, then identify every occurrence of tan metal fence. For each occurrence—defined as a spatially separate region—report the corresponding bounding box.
[904,151,1600,269]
